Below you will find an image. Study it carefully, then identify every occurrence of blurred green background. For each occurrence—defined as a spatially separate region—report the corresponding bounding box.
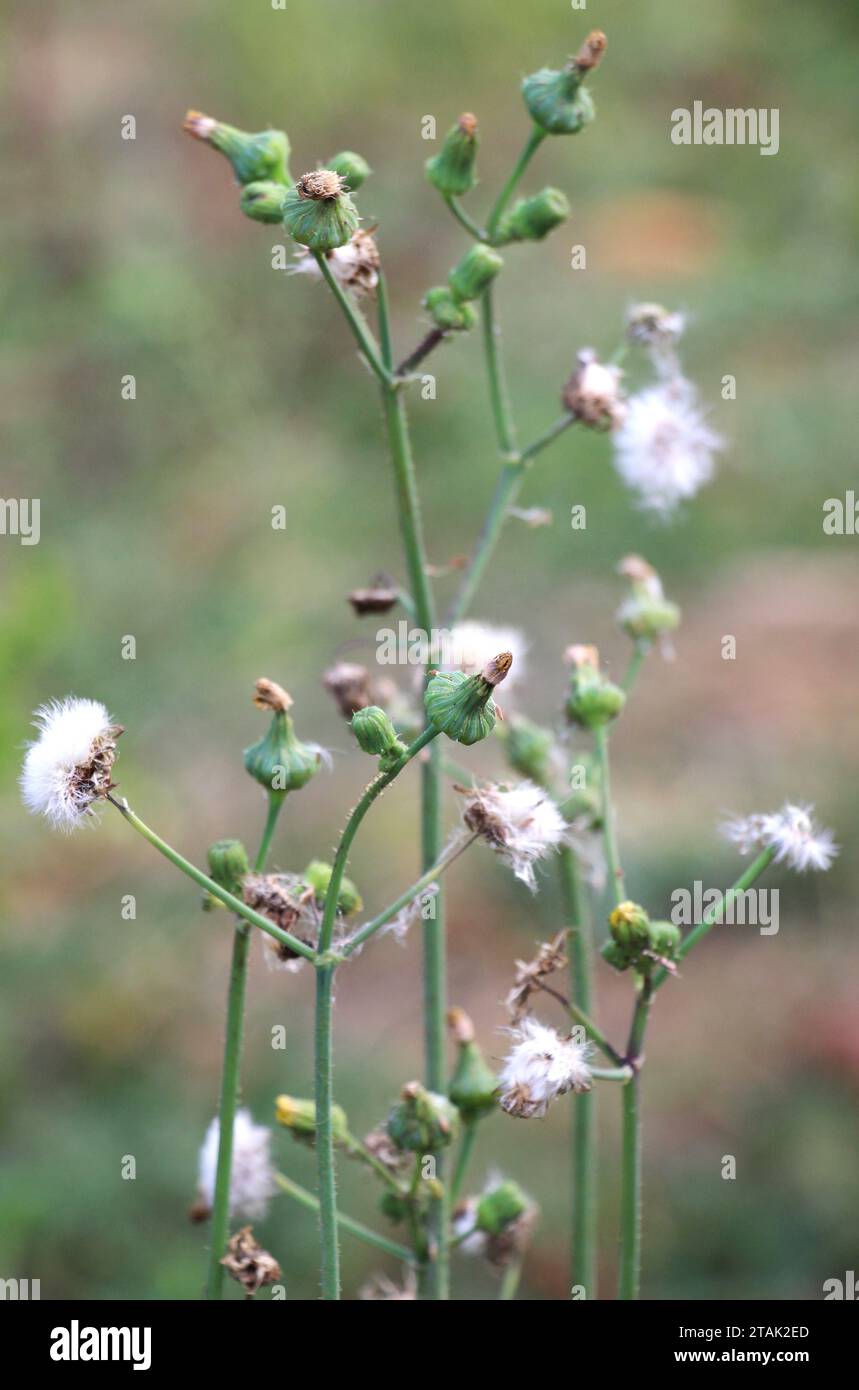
[2,0,858,1301]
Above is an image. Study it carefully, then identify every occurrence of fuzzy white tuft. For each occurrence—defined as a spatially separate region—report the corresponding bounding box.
[20,697,119,832]
[613,378,721,517]
[722,803,838,874]
[462,782,568,890]
[498,1018,592,1119]
[197,1109,275,1222]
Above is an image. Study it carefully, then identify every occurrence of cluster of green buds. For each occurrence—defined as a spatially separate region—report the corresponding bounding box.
[616,555,681,644]
[244,678,321,801]
[425,113,479,197]
[497,713,556,787]
[351,705,408,773]
[183,111,291,225]
[564,645,626,730]
[301,859,363,916]
[275,1094,355,1151]
[495,187,571,244]
[425,651,511,746]
[447,1008,498,1120]
[522,30,606,136]
[602,900,681,974]
[423,243,504,334]
[282,170,360,253]
[386,1080,460,1152]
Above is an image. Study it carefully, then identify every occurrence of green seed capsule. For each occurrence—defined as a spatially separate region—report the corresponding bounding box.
[425,113,479,198]
[425,652,511,746]
[244,710,320,796]
[496,187,570,242]
[282,170,360,253]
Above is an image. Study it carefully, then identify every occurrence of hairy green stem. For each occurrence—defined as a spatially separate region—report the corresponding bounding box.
[314,252,393,388]
[207,793,284,1299]
[486,126,546,238]
[275,1173,414,1264]
[481,282,518,457]
[344,833,476,956]
[618,979,653,1301]
[594,725,626,906]
[559,845,597,1298]
[499,1256,524,1301]
[107,796,314,960]
[444,193,487,241]
[450,1119,478,1204]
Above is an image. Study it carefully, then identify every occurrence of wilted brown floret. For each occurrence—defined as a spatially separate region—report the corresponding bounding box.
[505,929,570,1022]
[243,873,314,961]
[575,30,607,72]
[298,169,345,200]
[458,112,478,137]
[252,677,293,713]
[348,572,398,615]
[322,661,374,716]
[221,1226,281,1297]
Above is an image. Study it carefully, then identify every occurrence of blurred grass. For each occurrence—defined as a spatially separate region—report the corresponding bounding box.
[1,0,858,1299]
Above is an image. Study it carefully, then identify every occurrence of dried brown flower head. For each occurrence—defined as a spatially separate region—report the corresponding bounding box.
[447,1006,475,1045]
[505,929,570,1022]
[322,661,373,717]
[243,872,316,963]
[348,572,398,615]
[482,651,513,687]
[562,349,625,429]
[298,169,345,201]
[575,30,607,72]
[221,1226,281,1298]
[458,112,478,137]
[252,677,293,713]
[183,110,216,141]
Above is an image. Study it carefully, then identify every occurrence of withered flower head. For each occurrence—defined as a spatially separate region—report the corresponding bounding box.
[348,573,399,615]
[243,872,317,969]
[220,1226,281,1298]
[562,349,626,429]
[298,169,345,201]
[458,112,478,137]
[505,930,570,1022]
[447,1006,476,1045]
[322,661,374,717]
[575,30,607,72]
[252,677,293,713]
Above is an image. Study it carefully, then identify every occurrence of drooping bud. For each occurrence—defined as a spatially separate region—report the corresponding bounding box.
[275,1094,352,1148]
[386,1081,460,1152]
[183,111,291,185]
[207,839,250,898]
[282,170,360,253]
[521,32,606,136]
[496,187,570,243]
[498,713,556,787]
[422,286,478,332]
[239,180,288,224]
[244,682,321,797]
[616,555,680,642]
[425,652,512,746]
[562,349,626,429]
[302,859,363,916]
[425,113,479,198]
[326,150,371,190]
[475,1179,529,1236]
[351,705,405,762]
[448,244,504,304]
[448,1009,498,1120]
[564,645,625,729]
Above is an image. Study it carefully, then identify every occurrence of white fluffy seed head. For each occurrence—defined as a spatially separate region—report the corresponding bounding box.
[197,1109,275,1222]
[499,1018,592,1119]
[613,378,721,517]
[20,697,121,832]
[463,782,568,890]
[721,802,838,873]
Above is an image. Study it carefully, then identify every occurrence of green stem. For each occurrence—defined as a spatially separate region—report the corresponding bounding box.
[107,796,315,961]
[343,833,476,956]
[444,194,487,241]
[621,640,651,695]
[519,413,576,464]
[594,725,626,906]
[481,282,518,456]
[420,735,449,1299]
[486,127,546,238]
[314,252,393,388]
[206,792,284,1299]
[446,460,525,625]
[313,725,440,1300]
[499,1256,524,1301]
[379,386,437,638]
[651,847,776,991]
[591,1066,633,1082]
[274,1173,414,1264]
[558,845,597,1299]
[450,1119,478,1203]
[618,979,652,1302]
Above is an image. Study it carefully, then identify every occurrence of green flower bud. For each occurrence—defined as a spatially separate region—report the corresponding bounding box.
[379,1190,408,1225]
[326,150,371,191]
[302,860,363,916]
[239,180,287,224]
[475,1179,529,1236]
[183,111,291,185]
[244,681,321,797]
[275,1094,351,1147]
[608,900,652,949]
[351,705,401,756]
[448,244,504,304]
[422,287,478,332]
[425,113,479,198]
[207,839,250,898]
[448,1009,498,1120]
[282,170,360,253]
[601,938,635,973]
[616,556,681,642]
[425,652,511,746]
[498,714,556,787]
[649,920,681,960]
[521,32,606,136]
[565,645,626,730]
[386,1081,460,1152]
[496,187,570,243]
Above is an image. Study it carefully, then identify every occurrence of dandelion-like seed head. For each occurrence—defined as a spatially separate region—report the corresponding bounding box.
[499,1018,592,1119]
[20,698,123,832]
[196,1109,275,1222]
[461,782,568,890]
[722,803,838,873]
[613,378,721,517]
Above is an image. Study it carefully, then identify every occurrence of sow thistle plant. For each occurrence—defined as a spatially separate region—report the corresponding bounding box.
[21,31,839,1302]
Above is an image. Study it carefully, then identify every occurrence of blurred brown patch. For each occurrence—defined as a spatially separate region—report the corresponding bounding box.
[590,192,728,277]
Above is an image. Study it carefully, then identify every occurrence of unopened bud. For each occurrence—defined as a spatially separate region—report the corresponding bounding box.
[498,713,556,787]
[275,1094,351,1147]
[207,839,250,898]
[496,187,570,243]
[326,150,371,191]
[475,1179,529,1236]
[425,113,479,198]
[423,286,478,332]
[351,705,402,757]
[616,554,681,641]
[521,33,606,136]
[302,860,363,916]
[386,1081,460,1152]
[425,652,512,746]
[244,692,321,796]
[240,180,287,224]
[183,111,291,185]
[565,645,625,729]
[448,244,504,304]
[448,1011,498,1120]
